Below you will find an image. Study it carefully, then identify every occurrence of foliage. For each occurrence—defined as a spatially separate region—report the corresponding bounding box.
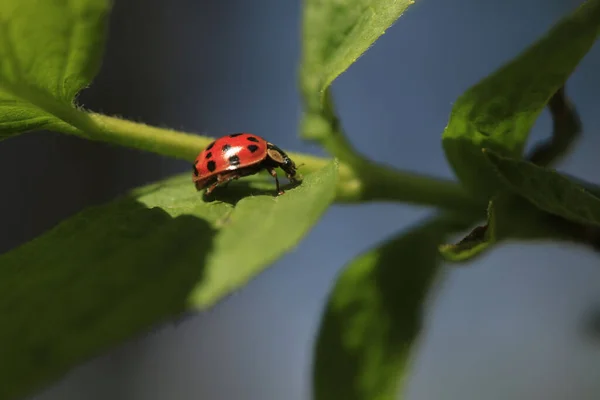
[0,0,599,399]
[441,0,600,197]
[313,214,476,400]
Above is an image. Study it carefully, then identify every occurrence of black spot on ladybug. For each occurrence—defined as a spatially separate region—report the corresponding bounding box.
[228,155,241,166]
[229,133,243,138]
[247,136,259,142]
[247,144,259,153]
[205,152,212,159]
[193,166,199,176]
[207,160,217,172]
[206,141,215,151]
[222,144,231,152]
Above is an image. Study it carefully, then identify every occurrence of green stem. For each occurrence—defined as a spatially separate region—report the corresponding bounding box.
[355,159,483,213]
[3,80,477,212]
[301,89,364,165]
[84,113,207,161]
[51,110,478,212]
[526,86,581,167]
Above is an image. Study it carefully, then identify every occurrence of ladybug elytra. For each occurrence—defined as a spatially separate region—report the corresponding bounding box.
[192,133,300,196]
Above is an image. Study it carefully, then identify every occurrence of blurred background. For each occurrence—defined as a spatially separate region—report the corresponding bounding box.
[1,0,599,398]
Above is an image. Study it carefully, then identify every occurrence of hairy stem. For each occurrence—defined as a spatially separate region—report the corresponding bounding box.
[352,159,481,212]
[300,89,364,165]
[84,113,208,161]
[50,110,480,211]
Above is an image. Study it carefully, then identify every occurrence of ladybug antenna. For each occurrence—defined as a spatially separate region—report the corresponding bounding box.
[296,162,305,169]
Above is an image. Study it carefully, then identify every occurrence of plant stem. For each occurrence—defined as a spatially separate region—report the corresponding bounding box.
[56,110,479,212]
[354,159,483,213]
[8,82,478,213]
[527,86,581,167]
[85,113,208,161]
[300,89,363,165]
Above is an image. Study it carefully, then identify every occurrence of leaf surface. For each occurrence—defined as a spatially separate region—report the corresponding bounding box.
[0,0,110,139]
[442,0,600,196]
[313,214,473,400]
[0,161,338,400]
[300,0,415,152]
[484,150,600,227]
[300,0,414,105]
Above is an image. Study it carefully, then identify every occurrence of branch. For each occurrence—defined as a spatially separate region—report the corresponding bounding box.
[527,86,581,166]
[48,111,481,213]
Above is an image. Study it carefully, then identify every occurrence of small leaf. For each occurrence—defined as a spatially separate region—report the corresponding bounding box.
[299,0,414,148]
[442,0,600,197]
[439,225,491,261]
[300,0,414,107]
[0,0,110,139]
[313,214,473,400]
[439,200,497,262]
[299,0,414,171]
[484,149,600,227]
[0,161,338,400]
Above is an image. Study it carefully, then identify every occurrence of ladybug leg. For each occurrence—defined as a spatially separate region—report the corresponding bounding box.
[267,167,284,195]
[217,173,239,187]
[205,180,220,195]
[205,173,239,195]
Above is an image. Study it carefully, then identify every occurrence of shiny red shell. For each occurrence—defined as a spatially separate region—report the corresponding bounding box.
[193,132,269,182]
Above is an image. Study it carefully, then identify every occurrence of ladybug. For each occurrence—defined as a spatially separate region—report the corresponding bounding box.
[192,133,300,196]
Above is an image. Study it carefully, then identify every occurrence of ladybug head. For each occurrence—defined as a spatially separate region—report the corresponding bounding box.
[267,143,299,180]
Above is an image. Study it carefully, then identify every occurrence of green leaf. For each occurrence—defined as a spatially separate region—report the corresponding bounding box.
[299,0,414,148]
[0,0,110,139]
[313,214,473,400]
[484,149,600,227]
[439,200,497,262]
[442,0,600,197]
[300,0,414,108]
[441,191,571,262]
[0,161,338,400]
[298,0,415,177]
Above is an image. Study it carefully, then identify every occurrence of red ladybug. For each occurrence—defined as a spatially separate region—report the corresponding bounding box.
[192,133,300,196]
